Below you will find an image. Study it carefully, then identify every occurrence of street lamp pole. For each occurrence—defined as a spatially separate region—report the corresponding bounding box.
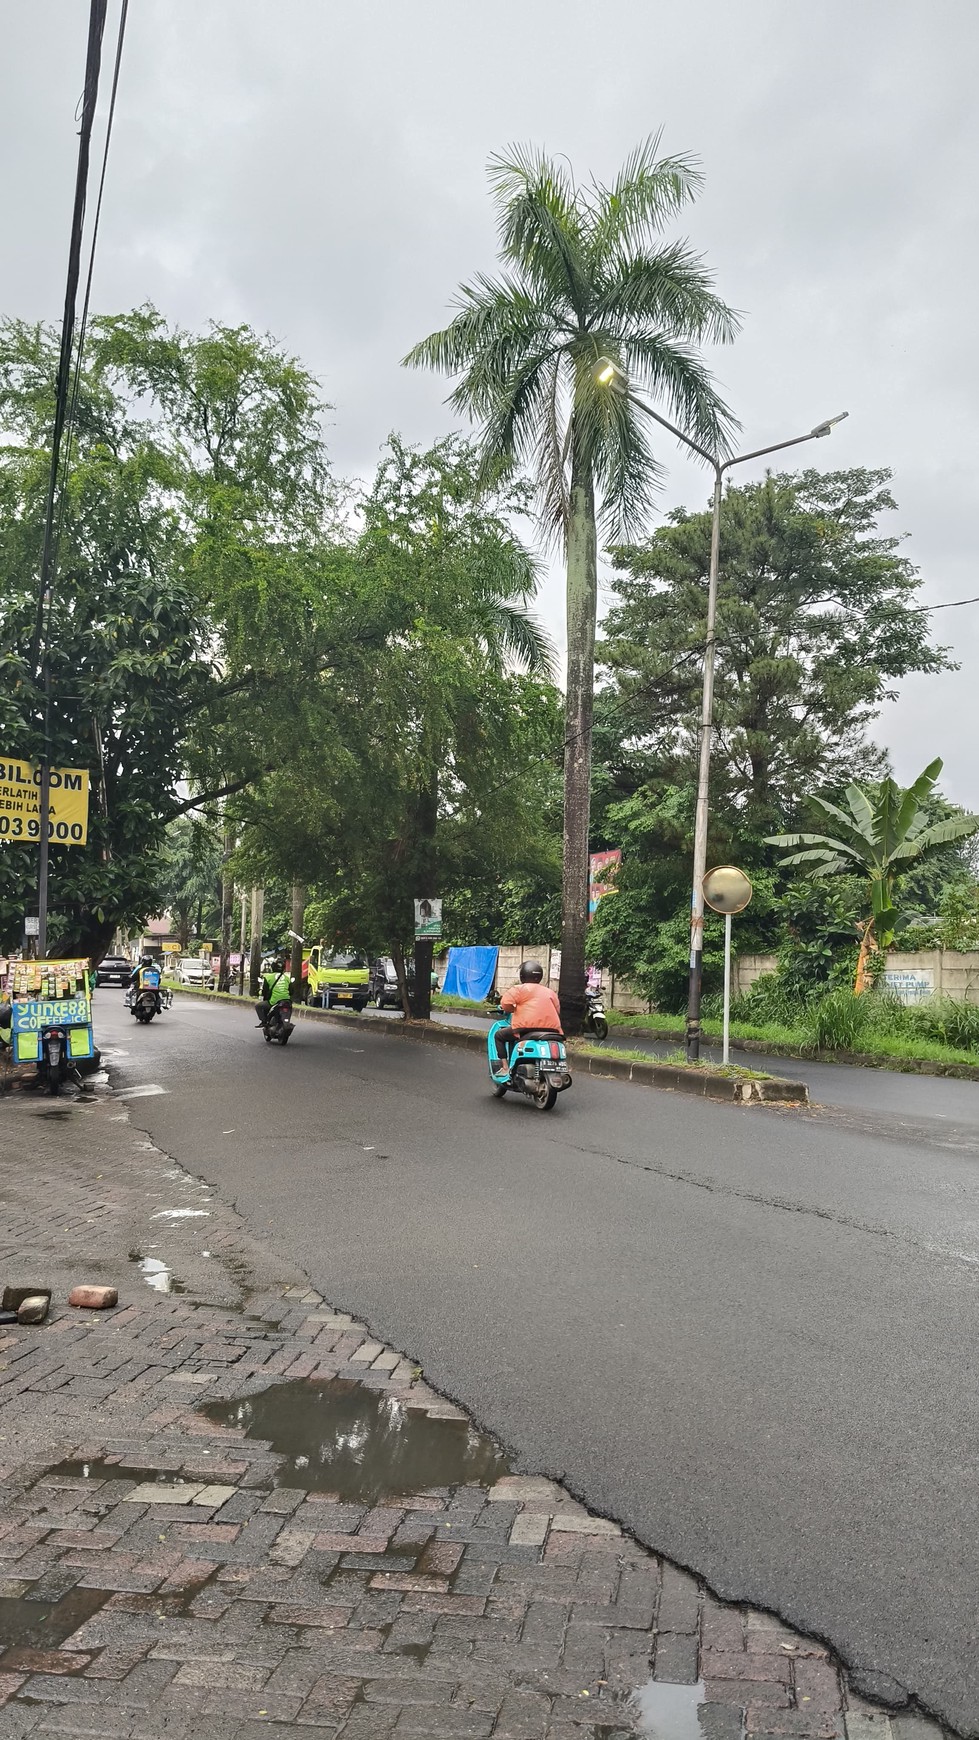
[594,361,847,1058]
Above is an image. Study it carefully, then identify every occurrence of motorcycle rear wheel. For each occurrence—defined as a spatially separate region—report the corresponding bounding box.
[534,1081,558,1112]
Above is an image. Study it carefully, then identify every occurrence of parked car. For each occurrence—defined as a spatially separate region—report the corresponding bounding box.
[176,956,215,989]
[95,955,131,988]
[369,957,440,1008]
[369,957,408,1009]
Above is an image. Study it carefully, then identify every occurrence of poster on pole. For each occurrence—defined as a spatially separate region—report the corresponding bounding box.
[588,850,621,920]
[414,899,443,939]
[0,757,89,845]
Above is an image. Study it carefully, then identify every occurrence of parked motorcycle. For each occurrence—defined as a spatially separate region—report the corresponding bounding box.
[36,1023,84,1093]
[259,1001,294,1045]
[584,987,609,1041]
[486,1011,572,1112]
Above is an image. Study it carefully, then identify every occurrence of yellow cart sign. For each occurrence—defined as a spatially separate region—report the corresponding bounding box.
[0,757,89,845]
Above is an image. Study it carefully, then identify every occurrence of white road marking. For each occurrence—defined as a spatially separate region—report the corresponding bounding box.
[112,1084,169,1100]
[151,1207,209,1220]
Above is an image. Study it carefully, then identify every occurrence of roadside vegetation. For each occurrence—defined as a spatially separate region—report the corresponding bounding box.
[4,135,979,1062]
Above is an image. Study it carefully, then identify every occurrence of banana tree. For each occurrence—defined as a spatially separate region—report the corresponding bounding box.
[768,759,979,992]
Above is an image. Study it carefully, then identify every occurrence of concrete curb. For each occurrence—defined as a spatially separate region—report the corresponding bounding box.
[167,985,809,1103]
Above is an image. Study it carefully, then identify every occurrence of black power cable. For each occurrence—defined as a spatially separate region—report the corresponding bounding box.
[30,0,109,674]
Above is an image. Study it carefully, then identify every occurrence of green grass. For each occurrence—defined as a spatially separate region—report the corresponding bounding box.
[432,992,490,1014]
[575,1041,772,1080]
[603,1002,979,1071]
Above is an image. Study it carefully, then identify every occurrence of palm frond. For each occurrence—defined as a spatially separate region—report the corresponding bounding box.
[595,242,740,347]
[588,383,665,540]
[619,330,739,456]
[483,600,556,678]
[488,146,590,320]
[587,134,704,258]
[535,354,570,544]
[404,271,555,387]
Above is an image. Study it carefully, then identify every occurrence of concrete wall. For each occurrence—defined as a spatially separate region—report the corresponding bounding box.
[732,950,979,1004]
[485,946,979,1011]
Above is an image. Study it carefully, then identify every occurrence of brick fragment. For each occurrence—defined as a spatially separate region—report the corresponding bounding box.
[68,1285,118,1310]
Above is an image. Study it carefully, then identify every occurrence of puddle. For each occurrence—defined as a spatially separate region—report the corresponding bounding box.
[199,1378,509,1503]
[134,1256,186,1295]
[42,1458,191,1486]
[631,1679,708,1740]
[151,1208,209,1221]
[0,1585,108,1647]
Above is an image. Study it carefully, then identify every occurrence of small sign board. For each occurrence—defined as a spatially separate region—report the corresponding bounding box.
[884,968,934,1005]
[589,850,621,920]
[24,916,39,937]
[414,899,442,940]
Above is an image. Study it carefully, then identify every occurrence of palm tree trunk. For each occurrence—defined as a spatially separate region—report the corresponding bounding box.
[558,438,597,1035]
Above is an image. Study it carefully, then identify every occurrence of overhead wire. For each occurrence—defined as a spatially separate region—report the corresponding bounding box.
[30,0,109,675]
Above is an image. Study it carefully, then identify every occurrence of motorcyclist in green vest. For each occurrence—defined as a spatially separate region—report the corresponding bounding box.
[256,956,291,1030]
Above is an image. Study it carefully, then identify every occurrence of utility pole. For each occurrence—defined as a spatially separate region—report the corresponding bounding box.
[248,887,264,998]
[290,884,306,1004]
[238,887,248,996]
[218,820,233,993]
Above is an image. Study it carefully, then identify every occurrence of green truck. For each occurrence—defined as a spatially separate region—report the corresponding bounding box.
[305,946,370,1012]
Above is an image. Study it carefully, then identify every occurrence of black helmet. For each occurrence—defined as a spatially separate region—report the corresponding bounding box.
[519,959,544,983]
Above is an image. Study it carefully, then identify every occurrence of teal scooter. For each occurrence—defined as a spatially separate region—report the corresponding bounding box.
[486,1009,573,1113]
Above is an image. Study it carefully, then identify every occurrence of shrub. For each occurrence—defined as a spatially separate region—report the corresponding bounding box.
[910,996,979,1052]
[802,989,872,1052]
[731,973,806,1029]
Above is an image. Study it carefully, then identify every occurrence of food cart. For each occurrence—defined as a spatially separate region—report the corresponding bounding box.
[0,957,95,1081]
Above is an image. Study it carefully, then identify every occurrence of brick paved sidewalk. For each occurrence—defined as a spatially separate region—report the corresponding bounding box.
[0,1095,946,1740]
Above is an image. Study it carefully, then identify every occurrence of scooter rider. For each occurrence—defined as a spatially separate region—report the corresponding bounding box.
[256,955,292,1029]
[127,953,157,1007]
[495,959,563,1064]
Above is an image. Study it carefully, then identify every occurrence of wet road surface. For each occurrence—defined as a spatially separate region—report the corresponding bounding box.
[90,990,979,1732]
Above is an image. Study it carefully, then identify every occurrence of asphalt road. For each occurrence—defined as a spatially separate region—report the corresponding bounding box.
[419,1006,979,1143]
[92,991,979,1733]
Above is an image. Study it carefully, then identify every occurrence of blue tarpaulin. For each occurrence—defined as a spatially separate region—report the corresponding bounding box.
[440,946,498,1002]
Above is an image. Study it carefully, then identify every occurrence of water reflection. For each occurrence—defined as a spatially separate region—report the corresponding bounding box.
[632,1679,708,1740]
[200,1377,509,1503]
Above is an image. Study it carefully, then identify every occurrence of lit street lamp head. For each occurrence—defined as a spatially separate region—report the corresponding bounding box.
[594,356,627,390]
[810,411,849,438]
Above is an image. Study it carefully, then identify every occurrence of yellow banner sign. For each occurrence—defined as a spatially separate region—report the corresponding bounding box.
[0,757,89,846]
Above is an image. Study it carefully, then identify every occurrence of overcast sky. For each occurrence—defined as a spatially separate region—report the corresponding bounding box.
[2,0,977,800]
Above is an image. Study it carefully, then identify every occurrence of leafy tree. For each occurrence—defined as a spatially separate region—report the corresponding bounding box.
[156,817,222,949]
[601,468,952,838]
[406,136,737,1027]
[0,310,345,958]
[233,437,560,1014]
[769,759,979,991]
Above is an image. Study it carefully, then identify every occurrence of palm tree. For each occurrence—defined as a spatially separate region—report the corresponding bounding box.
[768,759,979,992]
[406,137,738,1027]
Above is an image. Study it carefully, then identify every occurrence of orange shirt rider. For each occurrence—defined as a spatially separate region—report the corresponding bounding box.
[500,979,563,1034]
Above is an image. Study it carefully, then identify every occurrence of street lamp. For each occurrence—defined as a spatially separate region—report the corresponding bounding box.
[594,359,848,1059]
